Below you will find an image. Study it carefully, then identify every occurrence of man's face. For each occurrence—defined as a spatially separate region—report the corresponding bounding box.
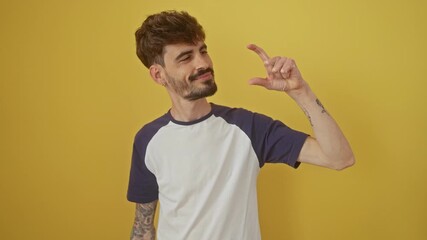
[161,41,217,101]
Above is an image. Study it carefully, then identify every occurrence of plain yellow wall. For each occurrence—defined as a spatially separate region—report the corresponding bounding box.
[1,0,426,239]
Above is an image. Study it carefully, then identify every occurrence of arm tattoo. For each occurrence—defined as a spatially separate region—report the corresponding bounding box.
[302,107,314,127]
[316,98,328,115]
[131,201,157,240]
[302,99,329,127]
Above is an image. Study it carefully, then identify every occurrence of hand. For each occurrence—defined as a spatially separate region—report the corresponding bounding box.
[247,44,309,98]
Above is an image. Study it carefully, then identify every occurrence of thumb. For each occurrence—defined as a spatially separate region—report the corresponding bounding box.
[248,77,268,88]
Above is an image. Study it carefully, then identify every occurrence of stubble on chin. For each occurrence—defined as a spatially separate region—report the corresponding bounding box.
[184,79,217,101]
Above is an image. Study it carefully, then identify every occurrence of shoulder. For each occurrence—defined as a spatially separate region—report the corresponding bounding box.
[211,103,275,126]
[211,103,255,120]
[134,112,171,146]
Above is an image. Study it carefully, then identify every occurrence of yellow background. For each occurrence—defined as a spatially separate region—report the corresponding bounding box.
[1,0,426,239]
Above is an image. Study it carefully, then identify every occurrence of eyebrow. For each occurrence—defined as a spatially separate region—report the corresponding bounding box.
[175,44,208,61]
[175,49,193,61]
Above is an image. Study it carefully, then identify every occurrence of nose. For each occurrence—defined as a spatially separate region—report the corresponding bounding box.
[194,53,210,71]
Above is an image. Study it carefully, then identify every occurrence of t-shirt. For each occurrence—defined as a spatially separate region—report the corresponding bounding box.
[127,103,308,240]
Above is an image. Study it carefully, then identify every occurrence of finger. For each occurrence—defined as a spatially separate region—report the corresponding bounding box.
[248,44,274,80]
[280,58,294,79]
[272,57,287,74]
[248,77,269,88]
[265,57,280,80]
[247,44,270,62]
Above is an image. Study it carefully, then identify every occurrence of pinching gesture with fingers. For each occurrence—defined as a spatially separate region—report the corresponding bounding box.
[247,44,309,99]
[247,43,354,171]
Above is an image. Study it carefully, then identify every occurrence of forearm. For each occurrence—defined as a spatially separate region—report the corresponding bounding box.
[130,202,157,240]
[294,87,355,170]
[131,221,155,240]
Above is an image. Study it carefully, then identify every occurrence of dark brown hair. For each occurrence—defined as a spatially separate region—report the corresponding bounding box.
[135,11,206,68]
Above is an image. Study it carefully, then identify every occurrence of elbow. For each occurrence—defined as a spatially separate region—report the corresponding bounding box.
[333,155,355,171]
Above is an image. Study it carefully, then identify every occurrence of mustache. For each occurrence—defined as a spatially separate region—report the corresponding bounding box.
[189,68,214,82]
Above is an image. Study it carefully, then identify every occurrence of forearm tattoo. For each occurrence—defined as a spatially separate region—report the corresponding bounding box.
[316,98,328,115]
[131,202,157,240]
[302,99,329,127]
[302,107,313,126]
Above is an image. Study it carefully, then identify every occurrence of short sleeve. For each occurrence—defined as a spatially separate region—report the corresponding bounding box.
[212,105,309,169]
[127,141,159,203]
[252,113,308,168]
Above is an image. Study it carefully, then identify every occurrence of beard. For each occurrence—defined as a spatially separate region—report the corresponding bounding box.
[165,68,217,101]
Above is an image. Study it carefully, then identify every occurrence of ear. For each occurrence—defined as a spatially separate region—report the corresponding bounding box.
[149,64,166,86]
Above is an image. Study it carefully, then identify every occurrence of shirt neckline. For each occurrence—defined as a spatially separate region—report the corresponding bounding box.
[167,103,216,126]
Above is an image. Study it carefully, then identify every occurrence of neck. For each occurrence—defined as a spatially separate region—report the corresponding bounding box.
[169,97,212,122]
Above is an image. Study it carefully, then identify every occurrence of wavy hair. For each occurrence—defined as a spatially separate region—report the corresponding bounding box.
[135,11,206,68]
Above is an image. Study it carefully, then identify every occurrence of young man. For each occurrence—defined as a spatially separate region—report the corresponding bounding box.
[127,11,354,240]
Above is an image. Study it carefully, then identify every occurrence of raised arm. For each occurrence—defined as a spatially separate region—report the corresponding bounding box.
[291,89,355,170]
[247,44,355,170]
[131,200,157,240]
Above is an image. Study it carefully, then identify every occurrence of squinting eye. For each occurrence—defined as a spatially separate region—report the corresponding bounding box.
[180,56,191,62]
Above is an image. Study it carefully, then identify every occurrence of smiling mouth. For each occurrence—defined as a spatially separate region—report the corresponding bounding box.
[189,68,214,82]
[195,72,212,81]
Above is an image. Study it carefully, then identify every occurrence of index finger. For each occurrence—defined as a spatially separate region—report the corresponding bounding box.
[247,43,270,62]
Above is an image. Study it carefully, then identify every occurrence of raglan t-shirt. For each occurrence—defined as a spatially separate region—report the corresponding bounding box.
[127,103,308,240]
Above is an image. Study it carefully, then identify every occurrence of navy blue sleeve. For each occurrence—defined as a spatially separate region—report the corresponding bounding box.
[127,123,164,203]
[251,112,308,168]
[213,104,308,168]
[127,142,158,203]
